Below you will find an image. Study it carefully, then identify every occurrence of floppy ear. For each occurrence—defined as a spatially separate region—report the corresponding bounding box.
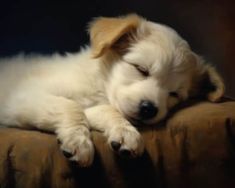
[88,14,142,58]
[203,65,225,102]
[196,64,225,102]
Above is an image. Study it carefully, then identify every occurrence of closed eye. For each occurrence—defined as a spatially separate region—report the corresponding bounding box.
[132,64,149,76]
[169,91,179,98]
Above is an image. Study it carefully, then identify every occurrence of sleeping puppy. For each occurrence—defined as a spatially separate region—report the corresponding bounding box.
[0,14,224,167]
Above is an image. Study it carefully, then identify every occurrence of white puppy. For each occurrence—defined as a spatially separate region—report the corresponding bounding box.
[0,14,224,166]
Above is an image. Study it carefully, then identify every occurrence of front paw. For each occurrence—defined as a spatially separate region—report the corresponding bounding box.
[57,128,94,167]
[107,125,144,158]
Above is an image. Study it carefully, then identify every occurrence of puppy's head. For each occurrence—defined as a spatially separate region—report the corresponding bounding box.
[89,14,225,125]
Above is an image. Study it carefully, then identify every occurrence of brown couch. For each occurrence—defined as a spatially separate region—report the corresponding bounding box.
[0,98,235,188]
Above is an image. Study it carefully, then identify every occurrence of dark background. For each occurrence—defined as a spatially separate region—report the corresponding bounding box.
[0,0,234,97]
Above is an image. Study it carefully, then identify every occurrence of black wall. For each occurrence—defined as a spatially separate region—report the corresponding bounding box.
[0,0,234,96]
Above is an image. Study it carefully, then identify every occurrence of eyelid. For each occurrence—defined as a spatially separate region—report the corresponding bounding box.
[169,91,179,98]
[129,63,149,76]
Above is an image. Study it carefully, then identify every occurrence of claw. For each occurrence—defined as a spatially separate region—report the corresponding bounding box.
[111,141,121,151]
[62,150,73,158]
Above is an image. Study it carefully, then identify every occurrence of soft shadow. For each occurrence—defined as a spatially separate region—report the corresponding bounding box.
[113,148,167,188]
[68,149,112,188]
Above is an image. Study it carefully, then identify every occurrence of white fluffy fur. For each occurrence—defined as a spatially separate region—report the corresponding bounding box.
[0,14,224,166]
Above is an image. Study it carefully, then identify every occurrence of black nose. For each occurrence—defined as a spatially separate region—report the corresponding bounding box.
[139,100,158,120]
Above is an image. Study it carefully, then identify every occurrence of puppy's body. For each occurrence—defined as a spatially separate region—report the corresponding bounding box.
[0,50,106,109]
[0,14,224,166]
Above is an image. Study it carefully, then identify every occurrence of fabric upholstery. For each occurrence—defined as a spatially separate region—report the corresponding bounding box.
[0,99,235,188]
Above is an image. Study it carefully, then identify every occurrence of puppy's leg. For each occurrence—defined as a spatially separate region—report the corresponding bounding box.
[0,93,94,166]
[85,105,144,158]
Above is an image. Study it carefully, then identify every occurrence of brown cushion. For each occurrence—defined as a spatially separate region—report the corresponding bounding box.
[0,99,235,188]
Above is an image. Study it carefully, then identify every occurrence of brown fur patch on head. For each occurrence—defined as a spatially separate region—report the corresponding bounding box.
[88,14,142,58]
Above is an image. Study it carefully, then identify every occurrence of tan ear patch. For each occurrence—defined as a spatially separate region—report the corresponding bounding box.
[88,14,142,58]
[206,65,225,102]
[193,64,225,102]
